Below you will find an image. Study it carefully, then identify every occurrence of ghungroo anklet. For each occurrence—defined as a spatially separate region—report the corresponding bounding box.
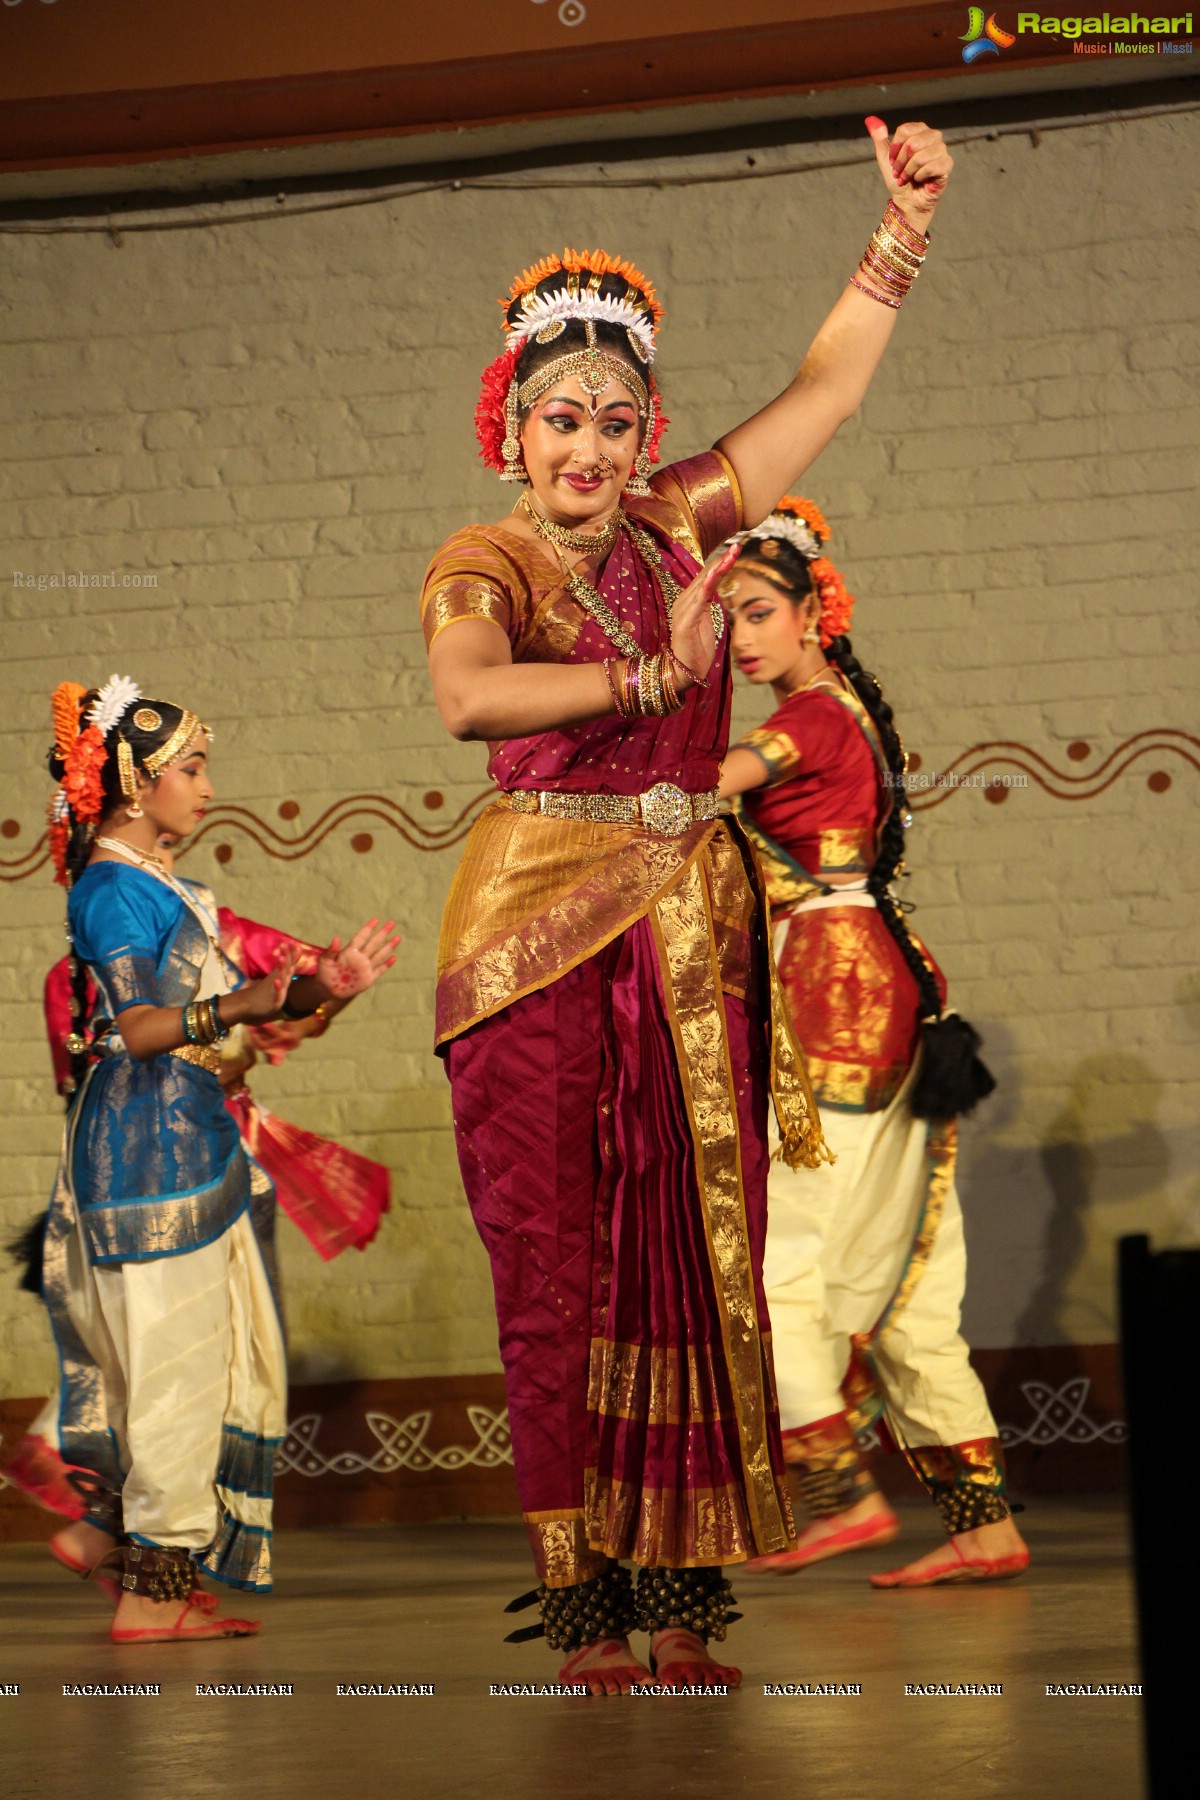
[935,1486,1012,1535]
[907,1438,1013,1536]
[634,1566,740,1643]
[503,1561,636,1651]
[96,1541,198,1603]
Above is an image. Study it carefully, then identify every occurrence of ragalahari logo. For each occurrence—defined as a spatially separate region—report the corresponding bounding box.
[961,8,1018,56]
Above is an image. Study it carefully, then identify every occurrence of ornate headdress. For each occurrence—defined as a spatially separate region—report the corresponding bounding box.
[47,673,209,886]
[742,496,855,648]
[475,249,668,495]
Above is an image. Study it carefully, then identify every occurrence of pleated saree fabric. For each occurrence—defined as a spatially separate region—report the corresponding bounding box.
[423,455,828,1584]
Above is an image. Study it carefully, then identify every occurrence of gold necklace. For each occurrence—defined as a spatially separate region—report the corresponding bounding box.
[95,834,166,871]
[519,492,623,558]
[522,507,725,660]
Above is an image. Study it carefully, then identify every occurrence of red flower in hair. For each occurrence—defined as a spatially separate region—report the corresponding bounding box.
[475,343,520,472]
[48,813,71,888]
[647,379,668,467]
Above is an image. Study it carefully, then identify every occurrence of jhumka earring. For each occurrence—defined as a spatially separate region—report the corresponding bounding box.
[624,391,656,498]
[500,374,526,484]
[803,622,822,647]
[116,738,144,818]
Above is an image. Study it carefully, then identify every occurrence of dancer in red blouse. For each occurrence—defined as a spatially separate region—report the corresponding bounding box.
[720,499,1029,1588]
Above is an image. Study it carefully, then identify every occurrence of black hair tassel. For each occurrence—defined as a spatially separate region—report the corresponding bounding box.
[6,1213,48,1295]
[910,1012,996,1121]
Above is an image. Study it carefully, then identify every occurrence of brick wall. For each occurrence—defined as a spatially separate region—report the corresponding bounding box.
[1,107,1197,1401]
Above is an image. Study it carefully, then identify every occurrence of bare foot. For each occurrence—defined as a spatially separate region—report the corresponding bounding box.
[649,1629,741,1691]
[559,1636,651,1696]
[111,1587,261,1643]
[748,1492,900,1573]
[870,1516,1030,1589]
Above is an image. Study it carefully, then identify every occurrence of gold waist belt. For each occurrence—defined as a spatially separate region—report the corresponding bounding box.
[504,782,720,838]
[170,1042,223,1077]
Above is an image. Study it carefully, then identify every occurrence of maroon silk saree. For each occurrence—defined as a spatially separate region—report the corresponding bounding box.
[422,454,827,1583]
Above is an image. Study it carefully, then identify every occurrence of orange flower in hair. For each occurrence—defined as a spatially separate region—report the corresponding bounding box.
[809,557,855,648]
[51,681,87,760]
[62,724,107,824]
[503,248,664,327]
[775,496,831,544]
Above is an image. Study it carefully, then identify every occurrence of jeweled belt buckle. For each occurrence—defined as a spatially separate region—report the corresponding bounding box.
[639,782,693,837]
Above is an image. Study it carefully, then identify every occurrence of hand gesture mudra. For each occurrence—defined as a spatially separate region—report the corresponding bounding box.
[239,945,300,1022]
[670,541,740,689]
[865,116,954,227]
[316,918,400,1001]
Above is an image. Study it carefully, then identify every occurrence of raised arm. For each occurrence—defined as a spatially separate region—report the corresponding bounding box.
[716,118,954,527]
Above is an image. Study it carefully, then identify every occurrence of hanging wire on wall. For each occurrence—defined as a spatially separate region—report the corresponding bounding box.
[0,98,1192,236]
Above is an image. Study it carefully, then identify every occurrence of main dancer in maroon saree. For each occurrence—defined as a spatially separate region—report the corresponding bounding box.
[424,120,955,1694]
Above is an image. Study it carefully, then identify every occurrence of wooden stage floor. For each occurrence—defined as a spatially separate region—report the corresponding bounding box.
[0,1497,1143,1799]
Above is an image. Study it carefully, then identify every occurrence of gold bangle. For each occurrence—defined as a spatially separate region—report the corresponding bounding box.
[654,653,670,716]
[872,224,923,263]
[884,204,928,254]
[602,657,624,717]
[869,246,922,283]
[646,654,662,717]
[869,237,922,280]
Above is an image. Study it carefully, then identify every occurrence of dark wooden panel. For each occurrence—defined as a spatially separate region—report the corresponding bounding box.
[0,1346,1126,1544]
[0,3,1080,171]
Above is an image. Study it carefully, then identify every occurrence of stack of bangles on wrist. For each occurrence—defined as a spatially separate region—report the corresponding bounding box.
[603,650,706,720]
[182,997,229,1047]
[850,199,929,311]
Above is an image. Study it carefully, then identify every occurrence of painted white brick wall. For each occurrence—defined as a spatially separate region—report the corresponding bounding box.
[1,111,1196,1396]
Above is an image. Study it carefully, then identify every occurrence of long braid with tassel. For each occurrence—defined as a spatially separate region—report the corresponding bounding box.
[824,633,996,1119]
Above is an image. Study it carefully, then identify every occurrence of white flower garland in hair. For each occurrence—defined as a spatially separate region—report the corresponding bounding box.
[50,789,69,823]
[507,289,657,363]
[87,673,142,739]
[745,514,822,561]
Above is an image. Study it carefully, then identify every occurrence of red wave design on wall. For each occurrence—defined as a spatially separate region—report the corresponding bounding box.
[906,729,1199,810]
[2,730,1195,882]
